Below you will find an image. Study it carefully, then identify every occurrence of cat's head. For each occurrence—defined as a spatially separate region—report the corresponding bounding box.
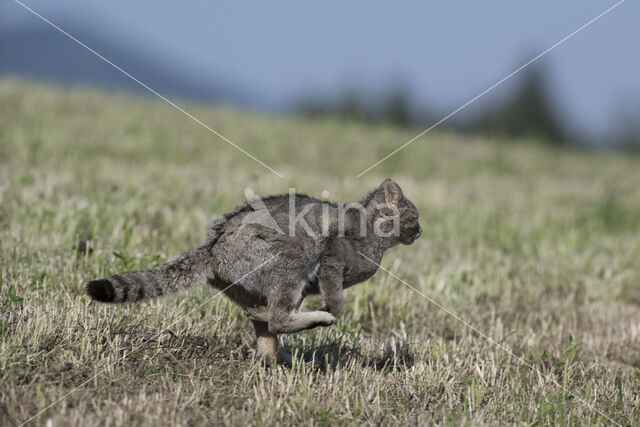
[365,179,421,245]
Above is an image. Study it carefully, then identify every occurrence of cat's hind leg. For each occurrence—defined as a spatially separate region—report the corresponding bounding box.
[247,305,328,366]
[207,277,290,363]
[269,310,335,334]
[246,304,335,333]
[244,305,270,323]
[251,320,292,365]
[265,286,336,334]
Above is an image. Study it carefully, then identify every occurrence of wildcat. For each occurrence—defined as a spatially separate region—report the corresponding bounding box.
[86,179,421,364]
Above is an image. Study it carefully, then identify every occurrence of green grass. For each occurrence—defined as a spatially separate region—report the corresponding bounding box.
[1,79,640,425]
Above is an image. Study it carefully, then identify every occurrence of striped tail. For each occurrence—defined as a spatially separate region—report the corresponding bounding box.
[86,246,212,303]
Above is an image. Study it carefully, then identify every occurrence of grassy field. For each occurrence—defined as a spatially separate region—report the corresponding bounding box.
[1,79,640,425]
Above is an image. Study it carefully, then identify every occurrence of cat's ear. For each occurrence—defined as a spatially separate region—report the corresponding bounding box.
[383,179,403,206]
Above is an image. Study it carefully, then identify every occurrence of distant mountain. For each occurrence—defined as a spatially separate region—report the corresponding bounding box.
[0,23,259,105]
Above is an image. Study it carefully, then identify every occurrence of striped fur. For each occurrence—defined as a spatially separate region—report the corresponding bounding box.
[86,245,213,303]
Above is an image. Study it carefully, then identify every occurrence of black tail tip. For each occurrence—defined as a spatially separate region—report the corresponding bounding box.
[86,279,115,302]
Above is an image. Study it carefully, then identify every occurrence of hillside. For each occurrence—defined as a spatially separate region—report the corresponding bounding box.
[0,24,256,105]
[1,79,639,425]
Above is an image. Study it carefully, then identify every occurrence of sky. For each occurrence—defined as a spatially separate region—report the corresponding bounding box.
[1,0,638,140]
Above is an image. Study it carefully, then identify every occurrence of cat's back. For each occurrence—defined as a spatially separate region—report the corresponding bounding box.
[212,193,337,238]
[207,193,336,284]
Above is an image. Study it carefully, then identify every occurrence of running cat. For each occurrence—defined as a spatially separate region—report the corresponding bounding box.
[86,179,421,364]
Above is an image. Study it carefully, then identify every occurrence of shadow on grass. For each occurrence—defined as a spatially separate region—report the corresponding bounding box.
[103,315,416,373]
[284,336,415,372]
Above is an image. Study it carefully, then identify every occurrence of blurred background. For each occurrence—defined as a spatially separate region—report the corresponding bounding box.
[3,3,640,424]
[1,0,638,150]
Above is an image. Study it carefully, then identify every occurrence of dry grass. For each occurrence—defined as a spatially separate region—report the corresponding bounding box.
[1,79,640,425]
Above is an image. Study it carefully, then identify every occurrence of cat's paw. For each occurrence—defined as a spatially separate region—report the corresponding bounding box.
[316,311,336,326]
[244,305,270,322]
[319,305,341,318]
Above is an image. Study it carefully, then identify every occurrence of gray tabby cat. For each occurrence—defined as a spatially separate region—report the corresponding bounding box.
[86,179,421,364]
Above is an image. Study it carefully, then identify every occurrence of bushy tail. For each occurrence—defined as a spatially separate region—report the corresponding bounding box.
[86,246,212,303]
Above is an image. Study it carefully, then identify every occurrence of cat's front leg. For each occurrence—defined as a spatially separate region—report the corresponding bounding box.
[318,261,344,318]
